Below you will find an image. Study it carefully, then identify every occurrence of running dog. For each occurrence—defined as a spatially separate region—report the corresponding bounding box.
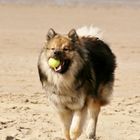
[38,27,116,140]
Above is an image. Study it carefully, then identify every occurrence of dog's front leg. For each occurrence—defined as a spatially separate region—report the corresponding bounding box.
[70,108,86,140]
[58,109,73,140]
[86,98,101,139]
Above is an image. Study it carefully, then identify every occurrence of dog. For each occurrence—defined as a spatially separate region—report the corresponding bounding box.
[38,27,116,140]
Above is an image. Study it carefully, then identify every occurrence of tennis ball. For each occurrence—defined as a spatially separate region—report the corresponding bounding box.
[48,58,60,68]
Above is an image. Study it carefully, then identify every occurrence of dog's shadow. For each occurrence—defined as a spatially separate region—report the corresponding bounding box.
[53,137,65,140]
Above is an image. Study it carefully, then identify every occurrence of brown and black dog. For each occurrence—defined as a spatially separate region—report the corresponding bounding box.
[38,28,116,140]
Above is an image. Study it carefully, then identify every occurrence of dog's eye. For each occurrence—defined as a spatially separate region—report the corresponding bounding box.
[51,48,55,50]
[63,48,69,51]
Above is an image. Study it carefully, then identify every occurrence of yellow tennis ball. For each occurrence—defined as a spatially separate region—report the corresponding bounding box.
[48,58,60,68]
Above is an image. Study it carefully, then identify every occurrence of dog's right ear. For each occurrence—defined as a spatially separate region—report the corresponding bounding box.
[46,28,56,41]
[68,29,79,42]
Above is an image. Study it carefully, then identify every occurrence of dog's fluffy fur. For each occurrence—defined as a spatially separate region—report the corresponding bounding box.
[38,27,116,140]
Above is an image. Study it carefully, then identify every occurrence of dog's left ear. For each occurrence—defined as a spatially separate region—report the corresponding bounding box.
[68,29,79,42]
[46,28,57,41]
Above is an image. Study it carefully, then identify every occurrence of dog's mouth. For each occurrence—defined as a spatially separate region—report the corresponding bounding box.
[49,58,70,74]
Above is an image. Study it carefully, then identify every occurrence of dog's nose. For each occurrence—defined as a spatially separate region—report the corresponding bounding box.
[54,51,62,57]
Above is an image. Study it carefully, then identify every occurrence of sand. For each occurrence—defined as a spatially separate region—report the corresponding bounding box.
[0,4,140,140]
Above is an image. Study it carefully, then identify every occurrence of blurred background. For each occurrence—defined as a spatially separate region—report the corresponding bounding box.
[0,0,140,6]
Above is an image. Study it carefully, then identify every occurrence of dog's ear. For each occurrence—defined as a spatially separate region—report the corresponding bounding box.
[68,29,79,42]
[46,28,56,41]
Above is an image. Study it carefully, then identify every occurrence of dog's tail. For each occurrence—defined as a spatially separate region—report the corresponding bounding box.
[76,25,103,39]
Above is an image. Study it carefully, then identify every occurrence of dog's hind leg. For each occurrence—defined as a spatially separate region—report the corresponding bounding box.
[58,109,73,140]
[86,98,101,139]
[70,107,86,140]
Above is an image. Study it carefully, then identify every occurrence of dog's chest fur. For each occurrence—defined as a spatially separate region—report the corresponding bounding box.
[39,51,87,110]
[46,70,86,110]
[49,88,86,110]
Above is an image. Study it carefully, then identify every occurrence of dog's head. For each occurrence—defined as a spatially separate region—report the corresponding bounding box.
[44,28,82,74]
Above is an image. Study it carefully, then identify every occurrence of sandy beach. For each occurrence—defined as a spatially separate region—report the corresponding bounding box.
[0,4,140,140]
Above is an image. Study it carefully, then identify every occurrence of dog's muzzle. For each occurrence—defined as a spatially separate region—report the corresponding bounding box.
[50,51,70,74]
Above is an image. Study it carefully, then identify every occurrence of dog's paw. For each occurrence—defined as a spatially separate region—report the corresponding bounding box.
[86,130,96,140]
[70,129,81,140]
[86,134,100,140]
